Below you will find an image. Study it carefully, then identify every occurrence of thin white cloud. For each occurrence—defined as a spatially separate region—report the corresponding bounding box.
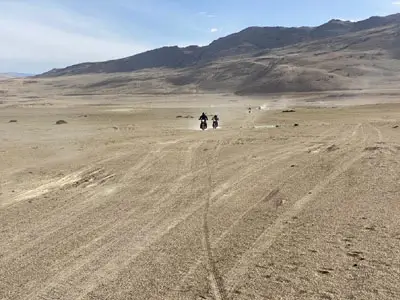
[392,1,400,5]
[0,1,151,73]
[211,28,219,33]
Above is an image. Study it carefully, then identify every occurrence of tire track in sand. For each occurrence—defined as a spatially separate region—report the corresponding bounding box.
[224,124,370,296]
[1,143,179,264]
[202,141,228,300]
[370,123,384,143]
[30,139,213,300]
[167,124,364,296]
[199,113,257,300]
[367,124,399,155]
[208,125,349,202]
[18,140,208,300]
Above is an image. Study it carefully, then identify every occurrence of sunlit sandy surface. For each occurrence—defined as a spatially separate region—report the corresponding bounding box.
[1,90,400,300]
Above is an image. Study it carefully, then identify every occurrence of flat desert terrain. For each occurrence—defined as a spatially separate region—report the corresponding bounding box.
[1,91,400,299]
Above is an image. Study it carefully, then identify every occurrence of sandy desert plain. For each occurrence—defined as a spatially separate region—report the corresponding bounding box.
[1,78,400,300]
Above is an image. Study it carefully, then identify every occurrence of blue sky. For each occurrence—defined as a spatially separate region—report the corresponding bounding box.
[0,0,399,73]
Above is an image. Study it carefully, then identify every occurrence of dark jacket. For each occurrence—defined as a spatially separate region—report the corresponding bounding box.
[199,113,208,121]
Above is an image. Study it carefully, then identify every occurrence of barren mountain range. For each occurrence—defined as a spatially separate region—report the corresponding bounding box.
[36,13,400,95]
[0,73,34,79]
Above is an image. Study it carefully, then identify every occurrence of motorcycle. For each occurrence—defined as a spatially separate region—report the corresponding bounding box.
[200,119,207,130]
[212,120,218,129]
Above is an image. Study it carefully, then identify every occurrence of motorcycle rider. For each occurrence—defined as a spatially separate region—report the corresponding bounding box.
[211,114,219,129]
[199,112,208,121]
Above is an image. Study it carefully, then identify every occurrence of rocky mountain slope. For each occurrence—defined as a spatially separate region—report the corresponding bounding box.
[38,13,400,78]
[30,13,400,95]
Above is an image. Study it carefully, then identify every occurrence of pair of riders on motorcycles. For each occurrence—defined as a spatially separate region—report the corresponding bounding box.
[199,112,218,129]
[199,112,218,122]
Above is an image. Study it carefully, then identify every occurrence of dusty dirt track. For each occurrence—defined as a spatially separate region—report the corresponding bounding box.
[1,94,400,299]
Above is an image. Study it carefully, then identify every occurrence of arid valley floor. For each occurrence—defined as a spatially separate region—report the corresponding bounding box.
[1,88,400,299]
